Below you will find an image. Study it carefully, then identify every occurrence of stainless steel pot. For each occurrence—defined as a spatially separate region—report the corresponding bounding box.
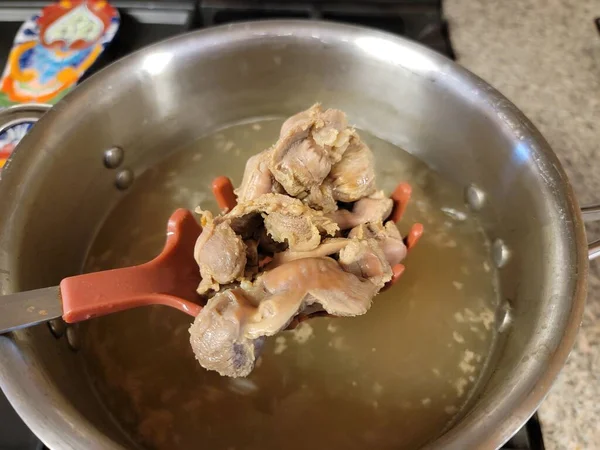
[0,20,595,449]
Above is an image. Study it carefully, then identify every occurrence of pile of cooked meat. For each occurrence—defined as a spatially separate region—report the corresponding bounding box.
[189,104,408,377]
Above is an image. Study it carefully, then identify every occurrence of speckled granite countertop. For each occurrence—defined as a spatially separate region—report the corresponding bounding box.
[445,0,600,448]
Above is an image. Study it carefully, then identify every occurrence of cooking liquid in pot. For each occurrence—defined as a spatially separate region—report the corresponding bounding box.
[81,119,499,450]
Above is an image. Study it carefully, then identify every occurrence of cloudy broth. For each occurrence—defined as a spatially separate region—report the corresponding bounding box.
[81,118,499,450]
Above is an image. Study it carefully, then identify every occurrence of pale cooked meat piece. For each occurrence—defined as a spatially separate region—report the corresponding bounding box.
[223,193,339,251]
[234,150,274,203]
[349,221,407,266]
[223,193,325,223]
[190,255,383,377]
[279,104,352,163]
[267,238,350,268]
[304,180,337,213]
[351,193,393,223]
[190,105,415,378]
[243,291,305,340]
[265,216,337,252]
[272,138,331,198]
[259,257,380,319]
[270,104,355,198]
[267,237,392,317]
[327,191,393,230]
[194,211,247,294]
[327,136,377,202]
[263,211,323,252]
[243,257,378,342]
[311,108,353,159]
[278,104,314,140]
[338,239,392,289]
[189,288,264,377]
[348,222,381,240]
[270,108,324,197]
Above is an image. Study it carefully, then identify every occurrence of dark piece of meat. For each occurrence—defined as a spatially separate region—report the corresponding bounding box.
[257,226,288,254]
[244,239,260,276]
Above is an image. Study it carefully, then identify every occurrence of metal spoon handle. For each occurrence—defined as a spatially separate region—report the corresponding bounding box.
[0,286,62,334]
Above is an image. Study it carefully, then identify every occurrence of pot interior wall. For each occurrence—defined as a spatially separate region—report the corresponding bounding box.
[0,22,583,449]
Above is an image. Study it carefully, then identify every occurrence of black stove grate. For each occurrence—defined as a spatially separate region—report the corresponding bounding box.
[503,414,546,450]
[196,0,455,58]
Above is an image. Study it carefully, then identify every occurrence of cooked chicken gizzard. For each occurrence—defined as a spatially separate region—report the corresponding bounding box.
[190,104,410,377]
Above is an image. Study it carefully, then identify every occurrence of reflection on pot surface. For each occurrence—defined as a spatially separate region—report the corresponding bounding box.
[80,118,500,450]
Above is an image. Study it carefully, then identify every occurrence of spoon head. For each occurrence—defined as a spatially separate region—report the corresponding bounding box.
[61,209,203,323]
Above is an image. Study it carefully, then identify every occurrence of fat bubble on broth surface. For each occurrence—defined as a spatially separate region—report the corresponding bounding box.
[189,104,414,377]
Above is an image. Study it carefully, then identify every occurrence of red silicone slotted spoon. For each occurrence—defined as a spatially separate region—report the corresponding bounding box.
[0,179,422,334]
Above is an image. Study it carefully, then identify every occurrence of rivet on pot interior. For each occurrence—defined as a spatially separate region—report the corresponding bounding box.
[115,168,134,190]
[103,146,124,169]
[48,319,66,338]
[66,325,80,351]
[465,184,486,211]
[492,239,510,268]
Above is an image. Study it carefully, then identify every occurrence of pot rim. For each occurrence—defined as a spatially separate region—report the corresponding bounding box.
[0,20,588,450]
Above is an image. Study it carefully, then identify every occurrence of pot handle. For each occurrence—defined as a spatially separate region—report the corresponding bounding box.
[0,104,51,131]
[581,205,600,260]
[0,104,51,170]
